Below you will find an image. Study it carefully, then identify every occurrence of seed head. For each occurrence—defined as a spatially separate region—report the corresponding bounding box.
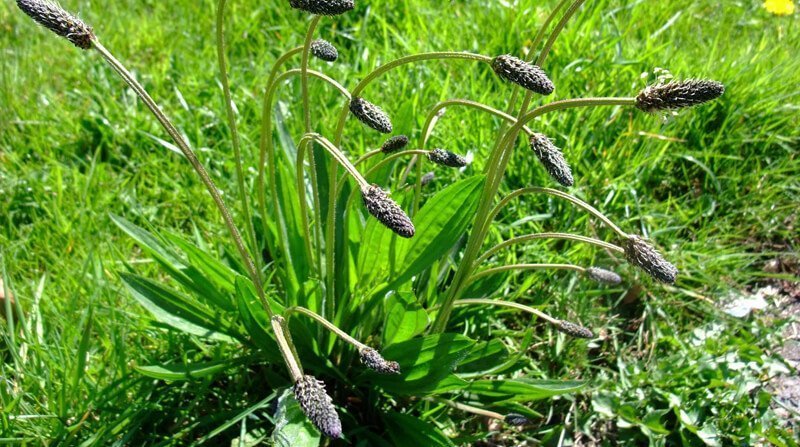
[293,375,343,438]
[427,148,467,168]
[381,135,409,154]
[491,55,554,95]
[505,413,530,426]
[16,0,94,49]
[350,96,393,134]
[360,348,401,375]
[288,0,354,16]
[586,267,622,285]
[623,235,678,284]
[556,320,594,339]
[361,184,415,238]
[310,39,338,62]
[635,80,725,113]
[529,133,573,187]
[420,171,435,186]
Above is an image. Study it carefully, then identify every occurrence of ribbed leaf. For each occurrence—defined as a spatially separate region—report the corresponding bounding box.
[466,378,585,402]
[120,273,238,342]
[383,411,454,447]
[271,388,321,447]
[364,333,473,395]
[134,359,240,381]
[389,176,485,288]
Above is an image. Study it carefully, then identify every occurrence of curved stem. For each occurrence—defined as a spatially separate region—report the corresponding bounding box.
[538,0,587,67]
[271,316,304,381]
[353,148,384,168]
[468,263,586,284]
[216,0,257,264]
[332,52,493,146]
[285,306,368,351]
[426,397,505,422]
[92,42,273,320]
[257,46,303,291]
[301,16,322,132]
[336,150,429,200]
[488,187,628,238]
[454,299,559,326]
[474,232,624,267]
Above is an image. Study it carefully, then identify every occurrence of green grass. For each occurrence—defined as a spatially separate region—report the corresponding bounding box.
[1,0,799,445]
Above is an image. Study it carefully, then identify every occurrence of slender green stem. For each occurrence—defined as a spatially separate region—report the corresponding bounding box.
[474,232,624,267]
[332,52,493,146]
[426,397,505,421]
[260,67,350,291]
[257,47,303,289]
[454,299,560,326]
[337,150,429,200]
[538,0,588,67]
[271,316,304,381]
[487,187,628,238]
[216,0,258,267]
[298,134,369,190]
[431,97,635,333]
[301,16,322,132]
[402,98,534,195]
[92,42,271,315]
[285,306,368,351]
[468,263,586,284]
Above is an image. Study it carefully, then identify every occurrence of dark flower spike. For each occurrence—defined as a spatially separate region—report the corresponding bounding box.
[428,148,468,168]
[360,348,401,375]
[491,54,555,96]
[361,184,415,238]
[529,133,574,187]
[505,413,530,426]
[623,235,678,284]
[293,375,343,438]
[556,320,594,339]
[586,267,622,285]
[420,171,435,186]
[16,0,94,49]
[349,96,393,134]
[310,39,338,62]
[381,135,409,154]
[289,0,354,16]
[635,80,725,113]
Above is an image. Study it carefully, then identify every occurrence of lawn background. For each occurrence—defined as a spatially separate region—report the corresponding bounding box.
[1,0,798,444]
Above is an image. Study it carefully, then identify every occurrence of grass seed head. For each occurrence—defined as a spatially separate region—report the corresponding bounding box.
[350,96,393,134]
[623,235,679,284]
[293,375,343,438]
[310,38,338,62]
[586,267,622,285]
[529,133,574,187]
[505,413,530,426]
[16,0,94,49]
[381,135,409,154]
[289,0,354,16]
[427,148,467,168]
[360,348,401,374]
[635,80,725,113]
[361,184,415,238]
[556,320,594,339]
[492,55,554,95]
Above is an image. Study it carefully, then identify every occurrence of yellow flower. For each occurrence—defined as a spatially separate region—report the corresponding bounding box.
[764,0,796,15]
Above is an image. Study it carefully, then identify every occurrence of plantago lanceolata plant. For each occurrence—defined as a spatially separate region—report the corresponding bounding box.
[15,0,725,442]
